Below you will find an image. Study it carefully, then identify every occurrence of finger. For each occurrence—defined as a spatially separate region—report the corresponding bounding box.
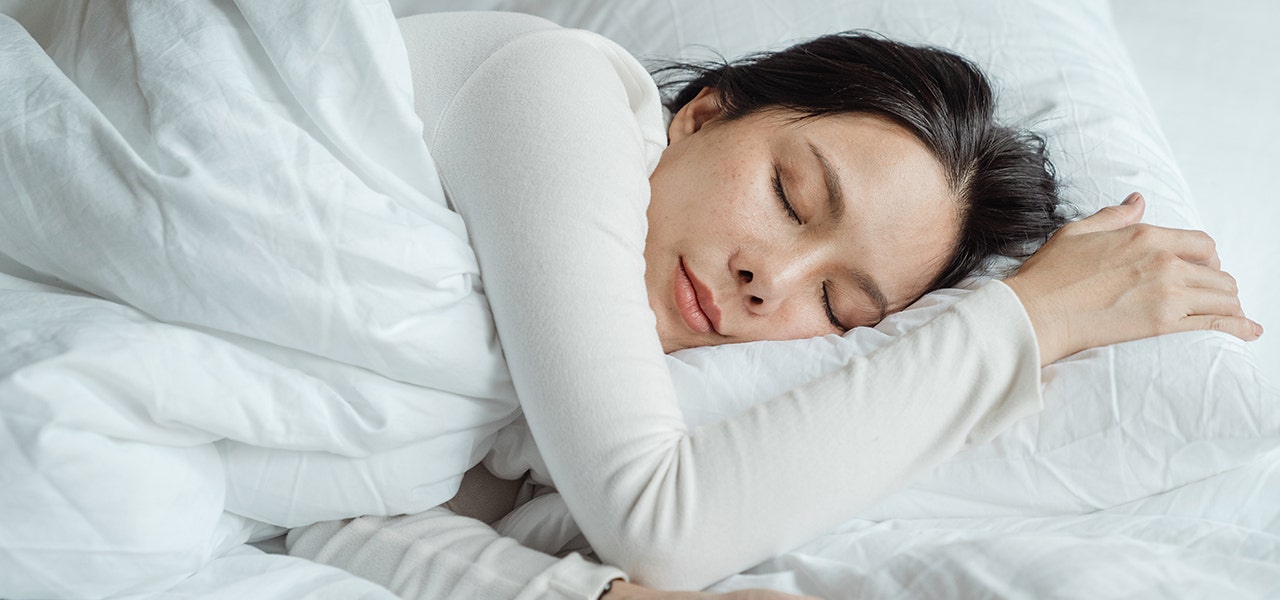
[1186,287,1246,318]
[1164,228,1222,269]
[1177,314,1263,342]
[1181,264,1238,294]
[1067,192,1146,235]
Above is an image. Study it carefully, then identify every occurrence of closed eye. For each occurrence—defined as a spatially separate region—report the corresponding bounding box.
[772,166,801,224]
[822,283,849,332]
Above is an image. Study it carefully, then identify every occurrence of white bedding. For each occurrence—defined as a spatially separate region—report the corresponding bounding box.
[0,1,520,596]
[0,0,1277,598]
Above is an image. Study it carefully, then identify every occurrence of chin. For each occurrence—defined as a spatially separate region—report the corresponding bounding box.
[656,327,681,354]
[655,324,691,354]
[659,332,707,354]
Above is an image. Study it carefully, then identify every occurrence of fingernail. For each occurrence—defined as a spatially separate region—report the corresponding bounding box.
[1122,192,1142,206]
[1256,322,1265,337]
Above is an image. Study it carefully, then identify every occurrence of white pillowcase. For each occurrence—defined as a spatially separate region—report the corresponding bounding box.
[395,0,1280,516]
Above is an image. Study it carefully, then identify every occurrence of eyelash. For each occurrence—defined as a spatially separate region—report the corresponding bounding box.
[822,283,848,332]
[774,166,846,331]
[772,167,801,224]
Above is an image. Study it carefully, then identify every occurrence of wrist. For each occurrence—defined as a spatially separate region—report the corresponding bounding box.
[1002,276,1064,366]
[600,578,630,599]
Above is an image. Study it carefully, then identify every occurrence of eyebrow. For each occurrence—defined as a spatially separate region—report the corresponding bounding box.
[808,141,845,224]
[850,269,889,323]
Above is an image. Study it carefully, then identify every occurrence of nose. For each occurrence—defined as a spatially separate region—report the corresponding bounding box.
[736,269,770,313]
[731,247,811,316]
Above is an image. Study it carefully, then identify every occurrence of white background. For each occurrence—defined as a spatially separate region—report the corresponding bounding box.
[1111,0,1280,374]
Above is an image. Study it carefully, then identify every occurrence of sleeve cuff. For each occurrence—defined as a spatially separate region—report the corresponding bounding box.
[962,279,1045,444]
[532,553,627,600]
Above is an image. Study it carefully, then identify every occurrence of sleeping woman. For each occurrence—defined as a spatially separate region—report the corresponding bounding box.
[286,10,1261,600]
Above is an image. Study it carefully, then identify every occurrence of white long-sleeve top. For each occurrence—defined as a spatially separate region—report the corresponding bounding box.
[398,11,1043,590]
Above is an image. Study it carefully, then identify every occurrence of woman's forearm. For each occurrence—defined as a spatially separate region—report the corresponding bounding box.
[287,509,624,600]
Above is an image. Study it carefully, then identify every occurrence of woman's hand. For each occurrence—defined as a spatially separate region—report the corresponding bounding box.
[1004,192,1263,366]
[602,580,818,600]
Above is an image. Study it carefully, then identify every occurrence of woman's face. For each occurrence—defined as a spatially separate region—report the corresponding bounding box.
[645,89,961,353]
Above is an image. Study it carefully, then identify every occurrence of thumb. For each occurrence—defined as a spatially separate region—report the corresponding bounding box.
[1072,192,1145,234]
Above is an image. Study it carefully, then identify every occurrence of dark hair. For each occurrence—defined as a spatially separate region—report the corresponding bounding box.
[653,32,1067,292]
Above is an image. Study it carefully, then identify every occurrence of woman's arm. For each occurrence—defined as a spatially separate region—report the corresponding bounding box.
[287,509,626,600]
[286,506,812,600]
[289,469,812,600]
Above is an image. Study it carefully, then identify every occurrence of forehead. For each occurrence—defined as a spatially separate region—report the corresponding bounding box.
[782,112,960,303]
[786,112,937,170]
[743,110,951,197]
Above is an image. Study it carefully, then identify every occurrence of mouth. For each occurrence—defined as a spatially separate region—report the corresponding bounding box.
[674,257,722,335]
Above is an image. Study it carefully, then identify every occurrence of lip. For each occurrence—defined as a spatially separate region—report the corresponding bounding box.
[674,258,722,334]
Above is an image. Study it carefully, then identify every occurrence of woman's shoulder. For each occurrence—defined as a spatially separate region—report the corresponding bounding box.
[399,11,666,164]
[398,11,563,80]
[398,10,641,75]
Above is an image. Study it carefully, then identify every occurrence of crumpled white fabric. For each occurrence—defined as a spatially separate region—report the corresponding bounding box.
[0,1,521,597]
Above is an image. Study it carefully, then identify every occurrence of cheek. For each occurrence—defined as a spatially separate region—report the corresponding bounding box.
[736,302,833,344]
[705,173,780,241]
[650,162,715,224]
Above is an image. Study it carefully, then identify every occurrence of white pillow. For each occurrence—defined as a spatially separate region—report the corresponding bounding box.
[397,0,1280,516]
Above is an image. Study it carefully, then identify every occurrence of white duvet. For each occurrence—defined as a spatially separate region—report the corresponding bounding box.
[1,0,1277,599]
[0,1,518,596]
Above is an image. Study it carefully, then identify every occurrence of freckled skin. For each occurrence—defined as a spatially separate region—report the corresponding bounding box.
[645,89,961,353]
